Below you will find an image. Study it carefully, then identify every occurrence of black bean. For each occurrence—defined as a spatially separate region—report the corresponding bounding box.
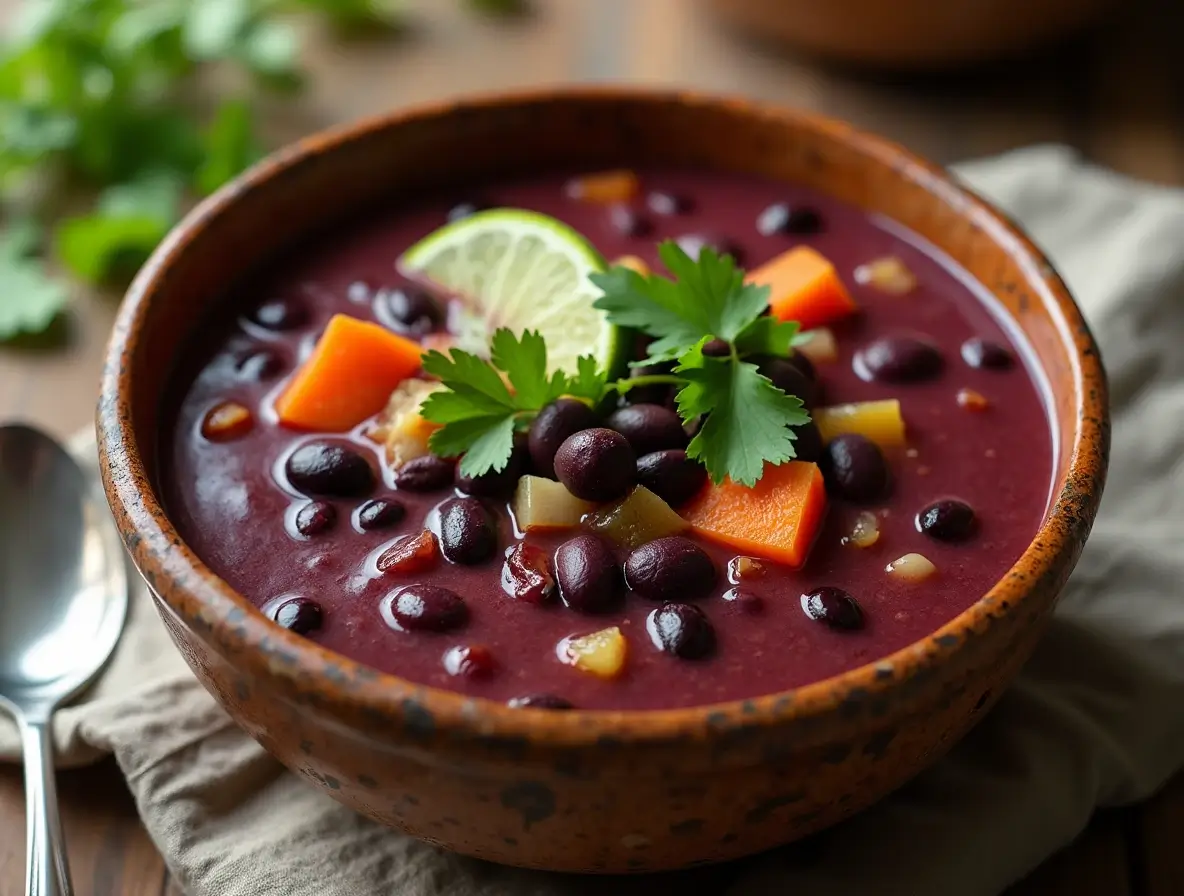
[394,455,455,492]
[791,420,824,464]
[456,435,528,497]
[722,588,765,614]
[248,298,308,331]
[374,287,444,337]
[357,498,405,531]
[609,205,652,237]
[961,337,1014,370]
[286,441,375,498]
[823,434,890,502]
[273,597,323,635]
[501,542,557,604]
[606,404,688,456]
[646,603,716,659]
[801,587,865,631]
[554,535,621,614]
[647,191,690,215]
[624,536,716,602]
[437,497,497,565]
[507,694,574,710]
[236,348,286,381]
[447,199,488,222]
[700,338,731,357]
[916,498,977,542]
[787,351,817,383]
[854,335,943,383]
[554,428,636,502]
[347,280,371,303]
[385,584,468,632]
[528,398,600,479]
[756,202,824,236]
[757,356,819,407]
[295,501,336,537]
[636,449,707,507]
[443,644,496,678]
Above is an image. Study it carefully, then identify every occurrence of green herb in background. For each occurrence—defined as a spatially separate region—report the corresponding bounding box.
[0,0,516,343]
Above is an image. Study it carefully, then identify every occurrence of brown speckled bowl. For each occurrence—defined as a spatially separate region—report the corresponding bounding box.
[96,89,1108,873]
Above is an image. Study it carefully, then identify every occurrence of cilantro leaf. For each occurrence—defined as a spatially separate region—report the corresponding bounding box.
[592,241,772,365]
[676,341,810,486]
[490,328,552,409]
[590,263,705,363]
[421,347,515,410]
[55,171,184,284]
[565,355,606,402]
[733,315,799,357]
[0,226,69,342]
[656,242,769,340]
[429,415,516,478]
[196,99,260,195]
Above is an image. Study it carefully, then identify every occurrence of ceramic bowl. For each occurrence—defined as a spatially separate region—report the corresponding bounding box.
[97,88,1108,873]
[706,0,1114,69]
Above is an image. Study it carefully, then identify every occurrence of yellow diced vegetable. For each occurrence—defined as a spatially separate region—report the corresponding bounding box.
[561,627,628,679]
[814,399,906,448]
[369,379,444,469]
[583,486,688,549]
[795,328,838,363]
[513,475,596,532]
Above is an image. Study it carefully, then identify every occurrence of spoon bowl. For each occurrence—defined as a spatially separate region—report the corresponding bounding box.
[0,423,129,896]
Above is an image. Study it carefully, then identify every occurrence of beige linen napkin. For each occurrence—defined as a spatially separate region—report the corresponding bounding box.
[3,145,1183,895]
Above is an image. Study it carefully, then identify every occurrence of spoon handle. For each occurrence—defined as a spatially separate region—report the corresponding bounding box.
[19,718,73,896]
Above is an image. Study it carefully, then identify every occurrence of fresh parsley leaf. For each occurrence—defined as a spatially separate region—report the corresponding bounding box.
[0,226,69,342]
[429,414,516,477]
[565,354,606,402]
[733,315,799,358]
[590,262,705,364]
[656,241,769,341]
[184,0,252,60]
[490,328,551,409]
[55,171,184,284]
[592,241,772,365]
[419,331,607,476]
[196,99,260,195]
[676,341,810,486]
[421,347,515,412]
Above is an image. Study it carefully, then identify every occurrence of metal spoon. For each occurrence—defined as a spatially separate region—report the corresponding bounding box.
[0,424,129,896]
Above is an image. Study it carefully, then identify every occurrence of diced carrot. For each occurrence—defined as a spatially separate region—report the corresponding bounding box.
[276,314,424,432]
[747,247,859,331]
[680,461,826,568]
[565,170,640,204]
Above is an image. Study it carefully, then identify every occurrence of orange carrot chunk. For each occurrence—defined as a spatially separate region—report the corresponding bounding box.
[276,314,424,432]
[680,461,827,568]
[747,246,859,331]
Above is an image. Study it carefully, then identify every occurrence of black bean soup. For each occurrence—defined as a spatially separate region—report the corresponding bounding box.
[162,168,1053,710]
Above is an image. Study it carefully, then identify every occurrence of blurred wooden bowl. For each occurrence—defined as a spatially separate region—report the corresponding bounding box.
[706,0,1114,69]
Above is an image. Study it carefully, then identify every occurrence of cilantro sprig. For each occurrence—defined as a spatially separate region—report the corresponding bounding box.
[0,0,523,344]
[419,241,812,488]
[420,329,604,478]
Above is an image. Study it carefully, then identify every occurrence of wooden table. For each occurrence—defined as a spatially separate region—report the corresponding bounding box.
[1,1,1182,892]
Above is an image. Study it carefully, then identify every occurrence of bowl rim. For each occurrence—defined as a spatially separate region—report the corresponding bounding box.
[97,85,1108,748]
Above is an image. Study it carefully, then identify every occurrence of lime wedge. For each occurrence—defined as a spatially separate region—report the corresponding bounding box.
[400,210,627,377]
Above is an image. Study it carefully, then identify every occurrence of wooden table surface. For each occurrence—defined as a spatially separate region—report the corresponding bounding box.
[2,0,1182,893]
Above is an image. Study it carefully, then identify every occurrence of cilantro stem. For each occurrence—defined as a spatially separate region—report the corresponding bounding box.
[608,373,686,397]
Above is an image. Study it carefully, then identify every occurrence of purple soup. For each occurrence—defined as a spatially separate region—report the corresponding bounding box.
[161,168,1053,711]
